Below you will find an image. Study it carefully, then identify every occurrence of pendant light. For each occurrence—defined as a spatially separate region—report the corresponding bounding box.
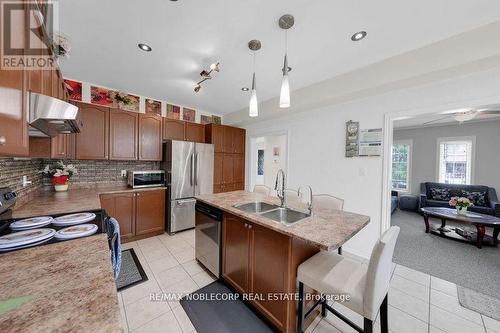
[279,14,294,108]
[248,40,261,117]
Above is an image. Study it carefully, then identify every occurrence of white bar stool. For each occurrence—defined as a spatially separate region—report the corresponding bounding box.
[312,194,345,254]
[296,226,400,333]
[253,185,271,196]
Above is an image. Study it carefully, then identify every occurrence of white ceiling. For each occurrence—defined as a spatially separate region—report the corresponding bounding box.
[58,0,500,115]
[394,104,500,129]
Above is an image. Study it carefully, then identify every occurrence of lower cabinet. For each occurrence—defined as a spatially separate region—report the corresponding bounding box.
[100,189,165,242]
[222,213,320,333]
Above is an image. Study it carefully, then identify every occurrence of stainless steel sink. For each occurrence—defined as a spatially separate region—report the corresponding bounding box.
[233,202,280,213]
[261,207,311,224]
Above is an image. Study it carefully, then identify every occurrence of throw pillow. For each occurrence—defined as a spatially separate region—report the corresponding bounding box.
[430,187,451,201]
[461,190,488,207]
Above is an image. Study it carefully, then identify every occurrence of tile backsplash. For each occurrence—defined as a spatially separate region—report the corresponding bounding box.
[0,158,160,204]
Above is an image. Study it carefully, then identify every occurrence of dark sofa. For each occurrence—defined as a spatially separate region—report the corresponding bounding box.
[420,182,500,217]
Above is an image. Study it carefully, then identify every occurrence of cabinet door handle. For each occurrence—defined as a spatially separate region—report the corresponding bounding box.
[0,136,6,145]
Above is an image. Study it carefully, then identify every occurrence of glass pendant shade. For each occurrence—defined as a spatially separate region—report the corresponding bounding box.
[249,72,258,117]
[279,54,290,108]
[280,74,290,108]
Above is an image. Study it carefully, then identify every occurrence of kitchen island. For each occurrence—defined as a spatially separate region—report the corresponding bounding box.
[196,191,370,333]
[0,234,122,332]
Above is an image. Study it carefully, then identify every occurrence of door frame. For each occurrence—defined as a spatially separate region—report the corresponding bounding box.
[380,94,500,234]
[246,129,290,193]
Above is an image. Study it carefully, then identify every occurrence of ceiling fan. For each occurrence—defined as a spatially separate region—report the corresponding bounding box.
[422,107,500,125]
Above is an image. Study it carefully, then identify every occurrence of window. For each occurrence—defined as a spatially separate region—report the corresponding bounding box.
[392,141,412,192]
[438,138,474,184]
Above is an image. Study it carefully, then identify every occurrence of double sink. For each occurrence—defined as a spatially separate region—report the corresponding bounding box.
[233,202,310,225]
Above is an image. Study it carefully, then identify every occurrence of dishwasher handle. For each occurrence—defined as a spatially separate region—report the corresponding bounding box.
[195,203,223,221]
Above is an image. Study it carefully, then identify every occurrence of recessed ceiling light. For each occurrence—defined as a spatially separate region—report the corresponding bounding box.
[138,43,152,52]
[241,87,249,91]
[351,31,367,42]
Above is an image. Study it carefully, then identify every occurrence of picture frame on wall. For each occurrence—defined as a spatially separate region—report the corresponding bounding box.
[167,104,181,119]
[212,115,222,124]
[145,98,162,116]
[64,79,82,101]
[182,108,196,122]
[90,86,115,106]
[200,115,213,124]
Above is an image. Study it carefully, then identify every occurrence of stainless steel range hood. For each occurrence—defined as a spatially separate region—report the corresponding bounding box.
[29,92,81,137]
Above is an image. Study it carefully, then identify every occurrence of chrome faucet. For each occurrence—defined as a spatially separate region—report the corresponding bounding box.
[298,185,313,215]
[275,169,286,207]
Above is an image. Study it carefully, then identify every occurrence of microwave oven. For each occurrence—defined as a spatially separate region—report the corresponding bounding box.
[127,170,165,189]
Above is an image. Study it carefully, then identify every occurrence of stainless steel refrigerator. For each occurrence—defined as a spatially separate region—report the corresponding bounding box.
[162,140,214,234]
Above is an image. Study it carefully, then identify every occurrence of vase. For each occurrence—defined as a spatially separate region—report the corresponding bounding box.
[456,206,468,216]
[54,184,69,192]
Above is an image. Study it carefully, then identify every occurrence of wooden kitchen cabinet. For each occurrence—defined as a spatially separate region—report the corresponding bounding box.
[206,124,246,193]
[138,113,162,161]
[222,154,234,185]
[135,190,165,235]
[222,212,320,332]
[185,122,205,143]
[100,189,166,242]
[163,118,185,141]
[100,192,136,241]
[222,214,250,294]
[205,124,223,152]
[109,108,138,160]
[0,1,28,157]
[250,223,290,330]
[51,134,75,159]
[75,103,109,160]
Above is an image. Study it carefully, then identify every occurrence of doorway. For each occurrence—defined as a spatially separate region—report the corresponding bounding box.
[248,134,288,193]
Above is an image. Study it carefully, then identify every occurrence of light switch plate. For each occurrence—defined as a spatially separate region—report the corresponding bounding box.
[121,170,127,178]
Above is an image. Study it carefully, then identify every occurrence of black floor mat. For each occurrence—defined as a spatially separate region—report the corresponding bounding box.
[180,281,273,333]
[116,248,148,291]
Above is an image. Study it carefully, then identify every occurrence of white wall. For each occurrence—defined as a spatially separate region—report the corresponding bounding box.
[394,120,500,195]
[263,135,287,190]
[242,66,500,259]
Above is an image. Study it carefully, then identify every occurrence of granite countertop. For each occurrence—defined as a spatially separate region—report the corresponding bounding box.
[10,185,167,220]
[196,191,370,252]
[0,234,122,332]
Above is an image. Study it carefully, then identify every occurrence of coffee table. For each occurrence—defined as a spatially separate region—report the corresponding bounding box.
[420,207,500,248]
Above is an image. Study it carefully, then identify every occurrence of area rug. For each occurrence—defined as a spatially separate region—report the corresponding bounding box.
[391,210,500,299]
[180,281,273,333]
[457,286,500,321]
[115,248,148,291]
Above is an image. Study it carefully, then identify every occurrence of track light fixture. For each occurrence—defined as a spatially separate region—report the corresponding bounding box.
[194,62,220,93]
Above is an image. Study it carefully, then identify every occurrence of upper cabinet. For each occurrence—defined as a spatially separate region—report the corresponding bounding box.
[185,122,205,143]
[0,2,28,157]
[205,124,223,153]
[138,114,163,161]
[163,119,185,141]
[0,2,68,158]
[109,108,138,160]
[75,103,110,160]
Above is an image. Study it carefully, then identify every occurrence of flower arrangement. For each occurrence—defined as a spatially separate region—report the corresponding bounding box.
[51,32,71,58]
[41,161,77,192]
[449,197,474,216]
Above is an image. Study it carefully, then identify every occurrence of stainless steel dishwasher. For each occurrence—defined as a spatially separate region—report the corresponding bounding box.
[195,202,222,278]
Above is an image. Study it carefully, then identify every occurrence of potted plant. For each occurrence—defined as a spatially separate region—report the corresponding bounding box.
[449,197,474,216]
[51,32,71,60]
[41,161,77,192]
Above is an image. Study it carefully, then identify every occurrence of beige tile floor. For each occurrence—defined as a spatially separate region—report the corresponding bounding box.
[117,230,500,333]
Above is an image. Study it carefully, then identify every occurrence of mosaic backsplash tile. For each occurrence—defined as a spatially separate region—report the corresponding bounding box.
[0,158,160,204]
